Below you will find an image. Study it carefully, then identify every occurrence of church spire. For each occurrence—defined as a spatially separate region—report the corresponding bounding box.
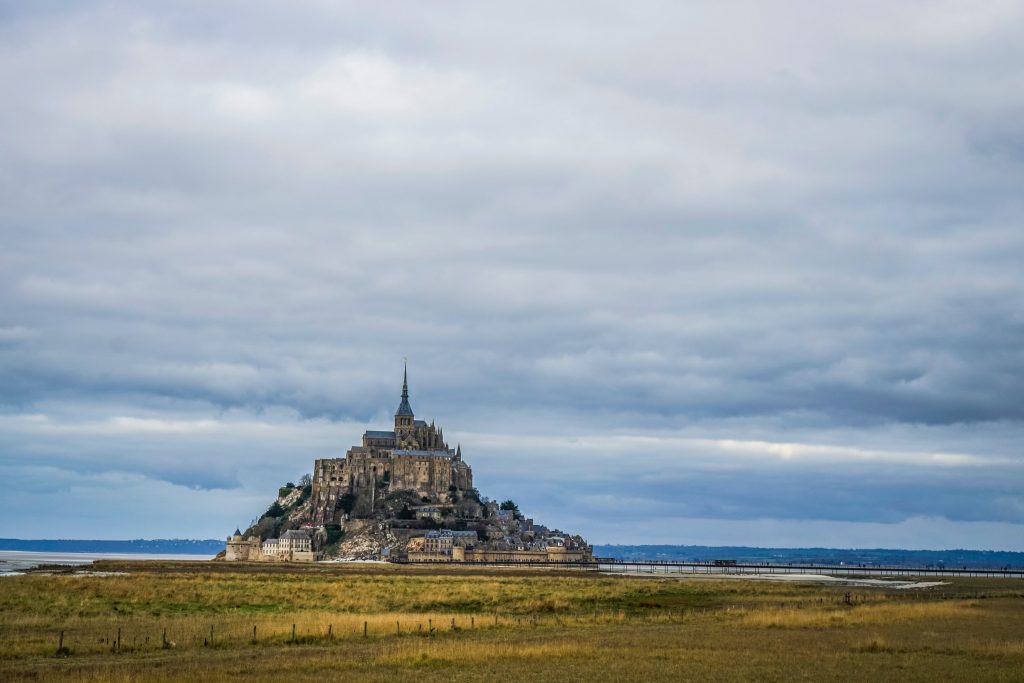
[395,361,414,420]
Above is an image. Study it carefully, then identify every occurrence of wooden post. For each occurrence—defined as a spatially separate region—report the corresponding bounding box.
[396,621,400,635]
[363,621,368,638]
[209,625,214,646]
[162,628,167,648]
[117,628,121,651]
[292,624,296,642]
[252,625,257,644]
[328,624,332,640]
[451,617,455,630]
[471,617,474,629]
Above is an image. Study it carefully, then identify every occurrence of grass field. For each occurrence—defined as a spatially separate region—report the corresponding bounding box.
[1,561,1022,682]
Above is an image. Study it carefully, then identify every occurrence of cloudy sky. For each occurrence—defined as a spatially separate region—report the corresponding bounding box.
[1,1,1022,550]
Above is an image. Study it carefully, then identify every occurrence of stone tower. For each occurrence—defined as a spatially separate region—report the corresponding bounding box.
[394,363,414,438]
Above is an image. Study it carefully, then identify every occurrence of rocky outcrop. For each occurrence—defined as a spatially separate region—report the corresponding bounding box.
[333,520,402,560]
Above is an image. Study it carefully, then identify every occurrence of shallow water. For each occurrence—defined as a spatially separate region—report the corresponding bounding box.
[0,550,212,575]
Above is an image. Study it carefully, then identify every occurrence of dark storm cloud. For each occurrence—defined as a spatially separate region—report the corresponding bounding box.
[1,1,1022,544]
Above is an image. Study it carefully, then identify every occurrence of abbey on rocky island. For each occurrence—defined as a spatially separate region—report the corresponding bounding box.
[309,365,473,525]
[225,365,591,563]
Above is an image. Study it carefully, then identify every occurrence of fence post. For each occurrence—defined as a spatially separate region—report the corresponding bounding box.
[117,628,121,651]
[209,625,214,646]
[328,624,332,640]
[292,624,296,642]
[364,621,368,638]
[252,625,257,644]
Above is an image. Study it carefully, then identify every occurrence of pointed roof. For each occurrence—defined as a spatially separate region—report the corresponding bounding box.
[395,362,414,417]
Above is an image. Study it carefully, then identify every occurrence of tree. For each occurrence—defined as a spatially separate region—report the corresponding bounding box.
[264,501,286,518]
[299,473,312,487]
[336,493,356,514]
[324,524,344,546]
[500,499,522,521]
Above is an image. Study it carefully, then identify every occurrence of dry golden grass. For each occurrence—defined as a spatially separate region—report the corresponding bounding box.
[1,562,1022,682]
[735,599,983,628]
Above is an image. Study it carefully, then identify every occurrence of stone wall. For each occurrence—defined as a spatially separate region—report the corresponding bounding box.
[311,458,347,525]
[390,454,453,498]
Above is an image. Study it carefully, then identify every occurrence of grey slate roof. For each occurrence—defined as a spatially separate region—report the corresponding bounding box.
[364,430,396,439]
[392,449,454,457]
[425,530,478,539]
[395,396,414,416]
[281,529,311,539]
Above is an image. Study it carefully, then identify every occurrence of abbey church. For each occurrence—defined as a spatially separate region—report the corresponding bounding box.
[309,366,473,525]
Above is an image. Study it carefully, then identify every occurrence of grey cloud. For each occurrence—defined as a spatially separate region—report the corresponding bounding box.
[1,1,1023,544]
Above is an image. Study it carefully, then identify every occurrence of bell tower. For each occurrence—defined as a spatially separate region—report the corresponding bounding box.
[394,362,415,438]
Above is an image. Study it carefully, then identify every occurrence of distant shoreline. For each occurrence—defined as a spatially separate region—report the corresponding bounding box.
[0,538,223,555]
[595,544,1024,569]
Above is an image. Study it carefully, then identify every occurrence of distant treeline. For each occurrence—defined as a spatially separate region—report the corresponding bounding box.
[0,538,224,555]
[593,545,1024,569]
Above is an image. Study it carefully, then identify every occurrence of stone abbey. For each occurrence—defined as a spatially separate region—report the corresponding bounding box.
[309,365,474,525]
[225,365,591,564]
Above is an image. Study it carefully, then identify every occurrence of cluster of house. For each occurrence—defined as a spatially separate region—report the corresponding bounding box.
[406,527,591,563]
[402,498,591,562]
